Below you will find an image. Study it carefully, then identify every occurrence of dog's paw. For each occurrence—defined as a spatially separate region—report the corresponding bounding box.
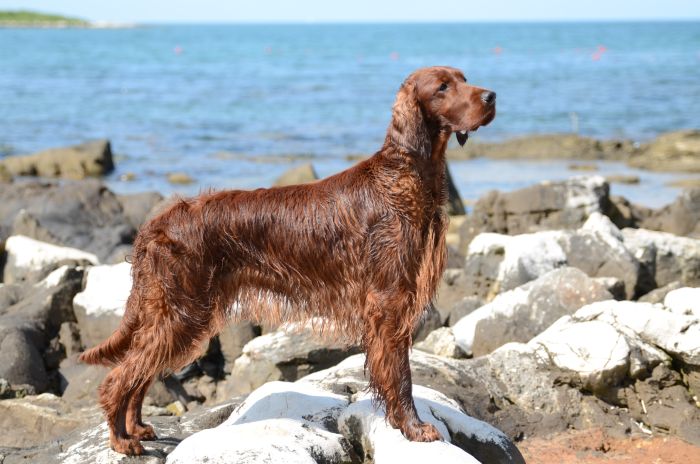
[110,436,145,456]
[402,421,443,442]
[129,423,157,441]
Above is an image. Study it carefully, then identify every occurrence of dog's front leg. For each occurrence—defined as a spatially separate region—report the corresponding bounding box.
[363,292,442,442]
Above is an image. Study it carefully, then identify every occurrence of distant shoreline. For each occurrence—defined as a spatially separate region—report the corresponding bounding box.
[0,10,136,29]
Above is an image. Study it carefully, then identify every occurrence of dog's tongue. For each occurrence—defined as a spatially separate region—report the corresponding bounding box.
[456,131,469,147]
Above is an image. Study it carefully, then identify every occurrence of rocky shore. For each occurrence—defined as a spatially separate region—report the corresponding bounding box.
[445,129,700,173]
[0,140,699,463]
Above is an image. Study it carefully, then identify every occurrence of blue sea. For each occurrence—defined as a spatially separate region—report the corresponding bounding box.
[0,22,699,206]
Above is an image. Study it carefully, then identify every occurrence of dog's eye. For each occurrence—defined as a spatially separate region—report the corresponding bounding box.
[438,83,448,92]
[462,76,467,82]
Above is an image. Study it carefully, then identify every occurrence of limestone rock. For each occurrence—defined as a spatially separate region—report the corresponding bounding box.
[3,235,97,284]
[73,262,132,349]
[459,176,608,252]
[273,163,318,186]
[228,322,358,396]
[0,140,114,180]
[622,228,700,289]
[452,267,612,357]
[415,327,466,358]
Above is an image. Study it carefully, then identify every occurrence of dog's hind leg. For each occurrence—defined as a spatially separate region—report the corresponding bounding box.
[363,290,442,442]
[126,378,156,441]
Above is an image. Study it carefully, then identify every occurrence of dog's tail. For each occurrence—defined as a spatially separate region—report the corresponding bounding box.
[79,297,139,367]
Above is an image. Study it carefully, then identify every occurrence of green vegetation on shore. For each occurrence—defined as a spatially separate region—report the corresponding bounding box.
[0,10,90,27]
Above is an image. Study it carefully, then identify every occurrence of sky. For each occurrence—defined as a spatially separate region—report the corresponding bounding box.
[1,0,699,23]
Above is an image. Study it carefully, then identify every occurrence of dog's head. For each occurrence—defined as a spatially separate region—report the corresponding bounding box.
[392,66,496,149]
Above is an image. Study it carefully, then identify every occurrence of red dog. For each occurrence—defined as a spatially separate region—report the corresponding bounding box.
[81,66,495,455]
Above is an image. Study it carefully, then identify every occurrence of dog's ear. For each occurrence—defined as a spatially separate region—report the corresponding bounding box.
[388,79,430,155]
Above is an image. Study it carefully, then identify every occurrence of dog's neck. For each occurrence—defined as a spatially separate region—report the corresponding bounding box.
[381,123,450,209]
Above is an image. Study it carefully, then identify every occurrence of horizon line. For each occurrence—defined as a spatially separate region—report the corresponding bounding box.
[97,18,700,25]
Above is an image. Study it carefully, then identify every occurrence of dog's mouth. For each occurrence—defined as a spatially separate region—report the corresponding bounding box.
[456,131,470,146]
[455,109,496,147]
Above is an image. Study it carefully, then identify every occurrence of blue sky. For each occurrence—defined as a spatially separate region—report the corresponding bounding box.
[1,0,699,23]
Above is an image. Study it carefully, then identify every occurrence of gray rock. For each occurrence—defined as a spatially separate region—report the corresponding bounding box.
[0,140,114,180]
[604,194,653,229]
[459,176,609,252]
[641,188,700,238]
[217,322,258,374]
[593,277,626,300]
[412,303,443,343]
[445,133,634,162]
[434,269,472,323]
[0,329,49,392]
[560,213,641,299]
[415,327,467,358]
[0,180,135,262]
[58,355,108,406]
[462,230,568,300]
[227,322,359,396]
[622,228,700,289]
[117,191,165,230]
[445,162,465,216]
[448,296,484,327]
[0,266,84,392]
[453,267,612,357]
[638,281,683,304]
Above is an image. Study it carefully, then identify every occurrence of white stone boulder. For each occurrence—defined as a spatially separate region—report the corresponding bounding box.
[463,230,567,299]
[3,235,98,284]
[414,327,466,358]
[529,299,700,391]
[337,386,521,464]
[72,262,132,348]
[622,228,700,289]
[168,381,351,464]
[228,321,356,396]
[169,373,524,464]
[663,287,700,317]
[452,267,612,357]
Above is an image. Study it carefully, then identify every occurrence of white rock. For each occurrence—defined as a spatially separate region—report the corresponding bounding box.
[621,228,700,288]
[453,286,528,355]
[452,267,611,356]
[582,211,623,242]
[414,327,466,358]
[73,262,132,317]
[531,319,630,391]
[664,287,700,317]
[3,235,98,283]
[563,175,607,212]
[223,380,348,426]
[575,300,700,365]
[41,265,72,289]
[167,381,351,464]
[337,385,522,464]
[230,321,349,394]
[467,231,568,294]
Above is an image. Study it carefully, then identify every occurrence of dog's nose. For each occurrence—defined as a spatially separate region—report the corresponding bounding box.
[481,91,496,105]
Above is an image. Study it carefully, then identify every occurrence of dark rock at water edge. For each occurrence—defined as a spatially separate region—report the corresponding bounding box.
[0,180,135,263]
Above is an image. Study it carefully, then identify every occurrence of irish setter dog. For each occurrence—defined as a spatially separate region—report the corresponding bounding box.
[80,66,496,455]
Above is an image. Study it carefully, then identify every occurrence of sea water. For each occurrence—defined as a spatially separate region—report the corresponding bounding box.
[0,22,698,206]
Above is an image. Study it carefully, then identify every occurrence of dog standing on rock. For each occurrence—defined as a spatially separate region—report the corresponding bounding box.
[80,66,496,455]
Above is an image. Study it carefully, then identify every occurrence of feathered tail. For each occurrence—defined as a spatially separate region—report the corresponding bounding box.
[79,297,138,366]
